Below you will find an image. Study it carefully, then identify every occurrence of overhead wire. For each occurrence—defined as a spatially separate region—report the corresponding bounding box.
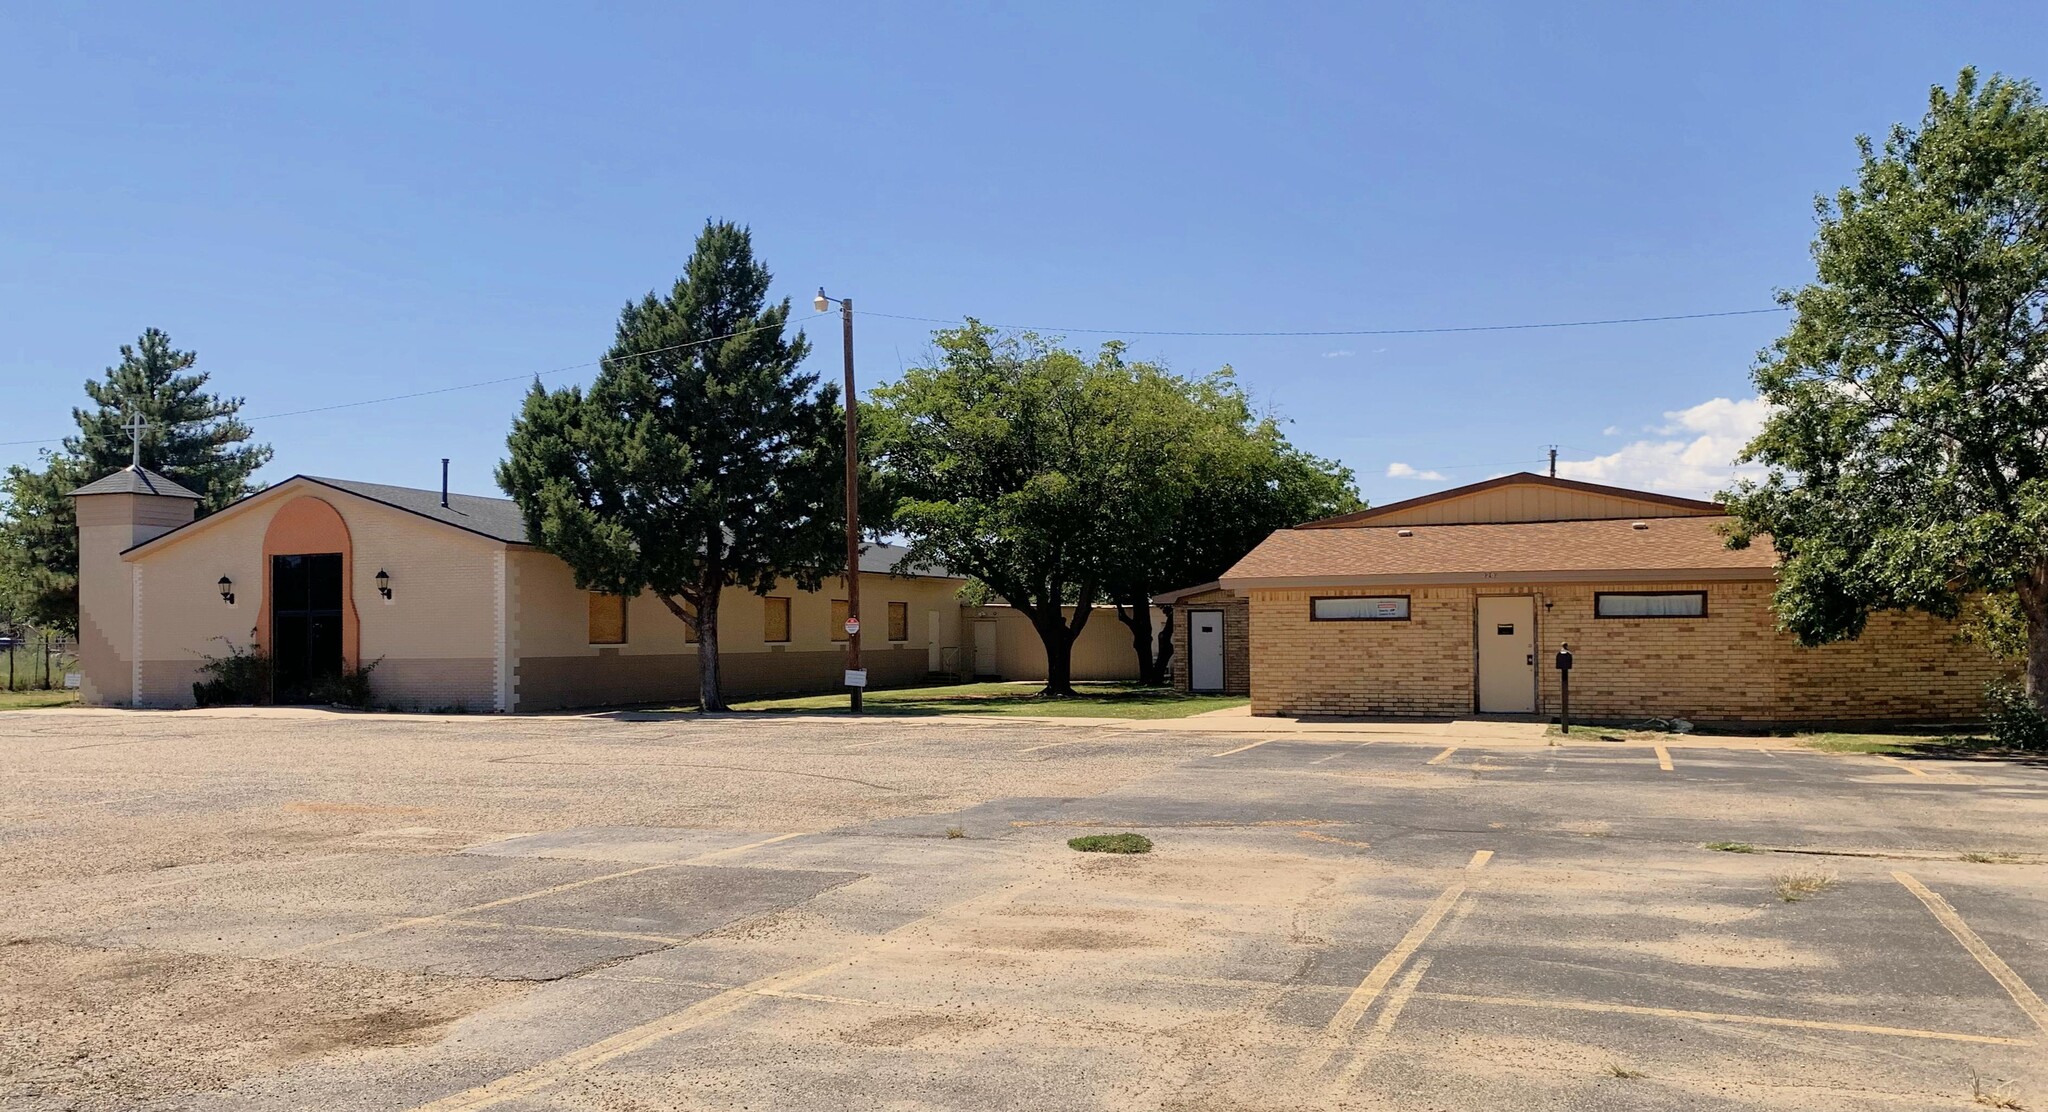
[0,302,1788,452]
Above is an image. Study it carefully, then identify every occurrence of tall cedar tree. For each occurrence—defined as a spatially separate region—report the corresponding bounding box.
[497,222,841,711]
[0,329,270,633]
[1724,70,2048,707]
[866,324,1128,696]
[1095,366,1359,683]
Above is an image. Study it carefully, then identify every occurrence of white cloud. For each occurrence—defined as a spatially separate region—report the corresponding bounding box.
[1601,425,1622,436]
[1386,462,1447,481]
[1555,396,1772,498]
[1322,349,1356,359]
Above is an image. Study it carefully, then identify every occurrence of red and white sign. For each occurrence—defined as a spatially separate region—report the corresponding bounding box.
[843,617,861,637]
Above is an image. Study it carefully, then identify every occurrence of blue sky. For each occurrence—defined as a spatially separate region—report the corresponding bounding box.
[4,3,2044,504]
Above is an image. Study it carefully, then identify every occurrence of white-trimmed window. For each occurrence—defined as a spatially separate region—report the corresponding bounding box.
[1311,596,1410,621]
[1595,591,1707,619]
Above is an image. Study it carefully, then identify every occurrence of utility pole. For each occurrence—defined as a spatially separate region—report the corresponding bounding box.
[816,288,863,713]
[1548,446,1558,478]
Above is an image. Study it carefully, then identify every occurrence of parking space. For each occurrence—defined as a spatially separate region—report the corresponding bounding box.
[2,710,2045,1110]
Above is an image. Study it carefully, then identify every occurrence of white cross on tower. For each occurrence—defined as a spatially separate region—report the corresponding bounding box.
[122,414,148,470]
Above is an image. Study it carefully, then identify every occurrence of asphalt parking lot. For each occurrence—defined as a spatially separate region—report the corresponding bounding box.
[3,710,2046,1111]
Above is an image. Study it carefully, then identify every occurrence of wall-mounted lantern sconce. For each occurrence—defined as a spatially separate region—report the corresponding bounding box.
[218,575,235,605]
[375,569,392,600]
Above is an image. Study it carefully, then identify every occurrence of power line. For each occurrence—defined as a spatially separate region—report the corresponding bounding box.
[857,305,1788,338]
[0,312,832,450]
[0,302,1789,452]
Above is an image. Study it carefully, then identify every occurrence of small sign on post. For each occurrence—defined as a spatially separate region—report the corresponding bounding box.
[844,617,860,638]
[844,669,868,688]
[63,673,81,689]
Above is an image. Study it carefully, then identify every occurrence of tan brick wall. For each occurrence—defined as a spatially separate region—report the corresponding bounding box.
[1167,589,1250,695]
[1249,580,2009,724]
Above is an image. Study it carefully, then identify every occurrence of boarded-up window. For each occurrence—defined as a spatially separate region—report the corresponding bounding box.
[1595,591,1706,618]
[1311,596,1410,621]
[587,593,627,644]
[888,601,908,642]
[764,596,791,642]
[831,599,850,642]
[678,597,698,644]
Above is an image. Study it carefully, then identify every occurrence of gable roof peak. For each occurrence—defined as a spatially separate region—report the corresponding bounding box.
[1298,471,1724,529]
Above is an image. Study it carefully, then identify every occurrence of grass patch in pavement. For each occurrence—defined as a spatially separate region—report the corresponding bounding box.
[1705,841,1758,853]
[730,681,1247,719]
[1067,833,1153,854]
[0,690,79,710]
[1771,870,1838,902]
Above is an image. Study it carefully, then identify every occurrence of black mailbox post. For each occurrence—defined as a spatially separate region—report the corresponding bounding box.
[1555,642,1574,734]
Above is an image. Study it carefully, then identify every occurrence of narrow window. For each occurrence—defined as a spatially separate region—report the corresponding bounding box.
[1595,591,1707,619]
[831,599,850,642]
[587,593,627,645]
[678,597,698,644]
[1311,596,1410,621]
[888,601,909,642]
[764,596,791,642]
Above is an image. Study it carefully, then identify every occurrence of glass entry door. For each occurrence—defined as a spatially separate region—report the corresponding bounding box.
[272,553,343,703]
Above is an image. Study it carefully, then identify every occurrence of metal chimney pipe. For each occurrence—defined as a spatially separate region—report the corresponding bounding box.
[441,459,450,508]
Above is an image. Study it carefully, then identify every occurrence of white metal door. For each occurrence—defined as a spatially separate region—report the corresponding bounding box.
[973,619,999,678]
[1189,609,1225,692]
[926,609,942,672]
[1475,596,1536,713]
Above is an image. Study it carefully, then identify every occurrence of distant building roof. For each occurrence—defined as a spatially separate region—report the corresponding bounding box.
[69,466,202,500]
[125,473,957,579]
[1220,516,1776,587]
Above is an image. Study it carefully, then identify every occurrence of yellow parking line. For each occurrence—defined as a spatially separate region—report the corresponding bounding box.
[283,832,804,957]
[1018,737,1092,754]
[1332,957,1433,1087]
[1893,870,2048,1038]
[1308,849,1491,1077]
[1418,991,2030,1045]
[1466,849,1494,871]
[1211,738,1275,758]
[1876,754,1933,778]
[1425,746,1457,765]
[1654,745,1674,772]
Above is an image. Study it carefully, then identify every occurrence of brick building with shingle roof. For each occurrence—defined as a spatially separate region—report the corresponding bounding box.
[1157,473,2003,725]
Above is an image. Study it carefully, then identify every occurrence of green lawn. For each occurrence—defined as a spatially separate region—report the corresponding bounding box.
[729,681,1247,719]
[1546,721,1986,755]
[0,689,80,710]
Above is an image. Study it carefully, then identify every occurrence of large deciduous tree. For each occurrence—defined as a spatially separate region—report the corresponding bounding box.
[1096,367,1359,684]
[1723,69,2048,708]
[865,324,1122,696]
[0,329,270,634]
[497,221,841,711]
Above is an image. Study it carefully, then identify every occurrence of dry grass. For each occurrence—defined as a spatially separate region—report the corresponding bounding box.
[1972,1069,2025,1109]
[1603,1064,1648,1079]
[1771,870,1838,902]
[1961,851,2020,864]
[945,826,965,840]
[1705,841,1758,853]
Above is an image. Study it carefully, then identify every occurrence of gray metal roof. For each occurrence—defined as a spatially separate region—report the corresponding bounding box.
[305,476,956,579]
[70,466,202,500]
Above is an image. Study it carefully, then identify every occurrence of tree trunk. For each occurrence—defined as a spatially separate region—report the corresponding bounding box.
[1116,600,1164,686]
[2021,566,2048,711]
[1154,607,1175,686]
[1042,624,1076,697]
[697,587,725,712]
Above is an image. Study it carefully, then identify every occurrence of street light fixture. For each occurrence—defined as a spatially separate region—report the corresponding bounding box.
[816,287,863,714]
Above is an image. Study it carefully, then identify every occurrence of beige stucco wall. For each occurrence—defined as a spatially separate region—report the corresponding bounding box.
[1247,580,2008,724]
[959,605,1160,682]
[121,483,506,710]
[512,553,968,710]
[75,492,195,706]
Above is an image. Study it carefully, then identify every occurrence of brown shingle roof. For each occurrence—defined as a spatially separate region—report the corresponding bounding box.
[1220,516,1776,586]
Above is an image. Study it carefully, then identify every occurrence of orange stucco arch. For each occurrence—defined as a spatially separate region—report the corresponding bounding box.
[257,495,360,670]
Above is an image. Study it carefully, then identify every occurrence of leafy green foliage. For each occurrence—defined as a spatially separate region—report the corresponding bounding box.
[0,329,270,633]
[1093,364,1359,682]
[496,221,841,711]
[1067,833,1153,854]
[865,325,1125,695]
[192,640,272,707]
[1984,679,2048,748]
[309,657,382,709]
[1723,69,2048,707]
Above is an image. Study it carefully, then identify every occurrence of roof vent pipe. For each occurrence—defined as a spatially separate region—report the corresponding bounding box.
[1631,521,1649,530]
[441,459,450,509]
[1396,529,1414,538]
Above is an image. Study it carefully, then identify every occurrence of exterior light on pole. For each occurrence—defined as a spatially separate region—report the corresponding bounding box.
[815,287,864,714]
